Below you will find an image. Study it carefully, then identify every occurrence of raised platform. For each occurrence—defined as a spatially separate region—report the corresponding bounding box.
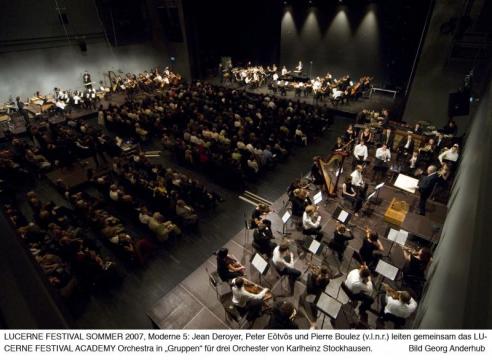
[207,77,396,118]
[147,160,447,329]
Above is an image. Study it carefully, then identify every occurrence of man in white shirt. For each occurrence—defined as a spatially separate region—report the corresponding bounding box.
[344,266,374,315]
[231,277,269,321]
[379,284,417,328]
[373,143,391,181]
[302,205,323,241]
[350,165,367,197]
[438,144,459,164]
[353,140,368,166]
[273,243,301,295]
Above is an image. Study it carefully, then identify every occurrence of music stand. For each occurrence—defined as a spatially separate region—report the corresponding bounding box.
[251,253,270,286]
[385,227,409,258]
[305,237,324,262]
[281,210,291,235]
[362,191,377,217]
[332,206,352,225]
[375,259,399,291]
[371,182,385,205]
[315,292,342,329]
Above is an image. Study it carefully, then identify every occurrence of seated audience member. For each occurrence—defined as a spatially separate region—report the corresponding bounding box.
[252,220,276,257]
[216,247,245,282]
[328,223,354,262]
[344,265,374,319]
[342,176,363,216]
[267,301,299,329]
[302,205,323,241]
[231,277,269,322]
[378,283,417,328]
[441,119,458,136]
[175,199,199,227]
[359,228,384,269]
[272,242,301,295]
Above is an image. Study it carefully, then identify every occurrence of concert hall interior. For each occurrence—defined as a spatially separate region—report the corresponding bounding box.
[1,0,492,330]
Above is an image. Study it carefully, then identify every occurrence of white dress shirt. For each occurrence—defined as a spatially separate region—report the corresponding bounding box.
[272,246,294,271]
[384,295,417,319]
[350,169,364,187]
[353,144,368,160]
[302,211,321,230]
[231,280,268,308]
[438,149,459,163]
[375,147,391,162]
[345,269,373,295]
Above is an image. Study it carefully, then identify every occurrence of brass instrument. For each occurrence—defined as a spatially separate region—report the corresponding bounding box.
[402,245,420,256]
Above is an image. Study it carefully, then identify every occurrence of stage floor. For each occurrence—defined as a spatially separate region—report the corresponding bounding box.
[207,77,396,118]
[147,158,446,330]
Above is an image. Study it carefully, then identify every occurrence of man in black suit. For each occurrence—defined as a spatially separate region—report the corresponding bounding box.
[417,165,440,215]
[381,127,395,150]
[396,132,415,162]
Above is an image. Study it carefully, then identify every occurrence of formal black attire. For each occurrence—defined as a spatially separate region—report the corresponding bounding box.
[329,230,354,261]
[253,228,276,257]
[417,172,440,215]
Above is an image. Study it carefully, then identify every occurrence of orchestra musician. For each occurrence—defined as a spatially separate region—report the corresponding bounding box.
[350,165,368,198]
[378,283,417,328]
[396,132,415,163]
[328,222,354,263]
[281,66,288,76]
[216,247,245,282]
[372,143,391,181]
[295,60,303,73]
[83,71,92,89]
[250,203,271,229]
[267,300,299,329]
[402,246,432,297]
[252,220,277,258]
[344,265,374,320]
[231,277,270,322]
[353,140,368,167]
[272,242,301,295]
[342,176,363,217]
[310,156,324,187]
[359,227,384,270]
[302,205,323,241]
[301,265,331,322]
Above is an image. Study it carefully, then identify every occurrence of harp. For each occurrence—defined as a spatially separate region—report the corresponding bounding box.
[318,140,353,197]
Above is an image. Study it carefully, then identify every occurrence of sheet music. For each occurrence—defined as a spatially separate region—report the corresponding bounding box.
[251,254,268,274]
[316,292,342,319]
[313,191,322,204]
[308,240,321,254]
[337,210,349,223]
[394,174,419,194]
[375,182,385,190]
[375,260,399,280]
[387,228,399,242]
[367,191,376,200]
[396,230,409,246]
[281,211,291,224]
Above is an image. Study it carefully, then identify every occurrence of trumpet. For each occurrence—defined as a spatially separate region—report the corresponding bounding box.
[402,245,420,256]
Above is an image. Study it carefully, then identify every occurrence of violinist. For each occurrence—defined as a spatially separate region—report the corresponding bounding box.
[250,203,271,229]
[302,265,331,321]
[216,247,245,282]
[231,277,269,322]
[379,283,417,328]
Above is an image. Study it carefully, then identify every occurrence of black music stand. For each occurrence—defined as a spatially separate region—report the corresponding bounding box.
[315,292,343,329]
[371,182,385,205]
[332,206,352,225]
[250,253,270,286]
[280,210,292,236]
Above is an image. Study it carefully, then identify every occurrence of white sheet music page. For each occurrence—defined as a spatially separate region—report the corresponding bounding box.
[251,254,268,274]
[308,240,321,254]
[394,174,419,193]
[376,260,399,280]
[337,210,349,223]
[281,211,291,223]
[396,230,409,246]
[387,228,399,242]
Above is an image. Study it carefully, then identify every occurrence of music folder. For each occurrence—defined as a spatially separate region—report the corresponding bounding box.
[251,253,269,275]
[316,292,342,319]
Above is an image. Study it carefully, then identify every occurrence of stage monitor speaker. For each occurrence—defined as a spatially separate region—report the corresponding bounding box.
[448,91,469,117]
[78,40,87,52]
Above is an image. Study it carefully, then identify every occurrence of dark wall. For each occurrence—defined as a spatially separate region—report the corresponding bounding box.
[183,0,282,78]
[280,0,431,89]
